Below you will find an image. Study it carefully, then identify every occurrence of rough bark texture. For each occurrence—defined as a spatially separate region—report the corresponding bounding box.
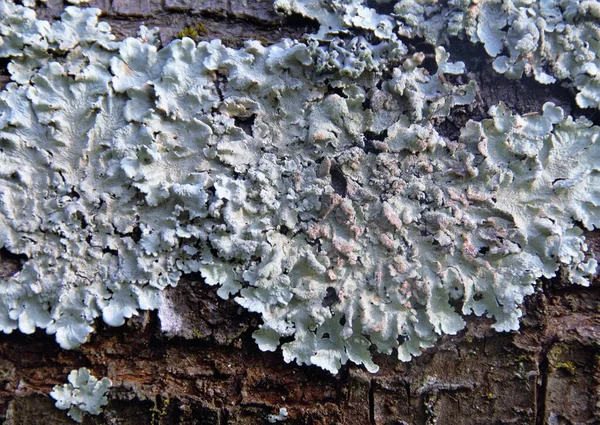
[0,1,599,424]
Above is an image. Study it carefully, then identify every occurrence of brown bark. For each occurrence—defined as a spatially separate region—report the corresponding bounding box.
[0,1,599,424]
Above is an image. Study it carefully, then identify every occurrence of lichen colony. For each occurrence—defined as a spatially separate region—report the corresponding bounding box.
[0,0,599,373]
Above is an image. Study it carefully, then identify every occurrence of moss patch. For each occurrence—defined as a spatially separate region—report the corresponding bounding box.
[176,23,208,40]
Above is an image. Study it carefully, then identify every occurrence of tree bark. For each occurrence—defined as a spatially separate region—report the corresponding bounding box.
[0,1,599,424]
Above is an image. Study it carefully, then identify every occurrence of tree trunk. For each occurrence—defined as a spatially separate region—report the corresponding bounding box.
[0,1,599,424]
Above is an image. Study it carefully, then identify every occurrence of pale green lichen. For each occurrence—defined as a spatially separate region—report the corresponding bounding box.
[277,0,600,109]
[401,0,600,108]
[50,367,112,423]
[0,0,599,375]
[267,407,289,423]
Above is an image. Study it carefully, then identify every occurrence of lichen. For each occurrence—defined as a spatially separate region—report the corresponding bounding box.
[50,367,112,423]
[276,0,600,109]
[0,0,599,374]
[410,0,600,108]
[267,407,289,423]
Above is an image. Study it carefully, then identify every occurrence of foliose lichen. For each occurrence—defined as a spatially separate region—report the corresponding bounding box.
[50,367,112,423]
[277,0,600,108]
[0,0,598,374]
[267,407,289,423]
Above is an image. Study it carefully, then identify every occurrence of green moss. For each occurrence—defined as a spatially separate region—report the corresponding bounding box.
[548,343,566,363]
[554,361,576,375]
[547,343,576,375]
[176,23,208,40]
[151,397,170,422]
[513,353,533,364]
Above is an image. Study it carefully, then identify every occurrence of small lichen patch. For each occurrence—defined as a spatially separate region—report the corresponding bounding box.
[50,368,112,423]
[267,407,289,423]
